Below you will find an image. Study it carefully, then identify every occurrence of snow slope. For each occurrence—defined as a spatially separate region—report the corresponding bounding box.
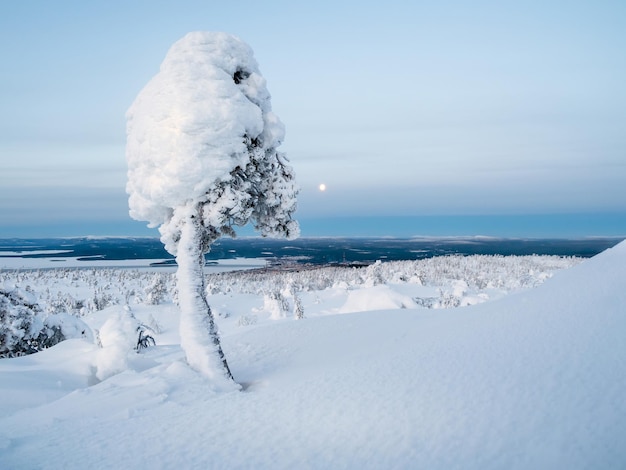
[1,245,625,469]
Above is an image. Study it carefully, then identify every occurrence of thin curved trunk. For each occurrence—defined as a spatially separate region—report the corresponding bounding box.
[175,215,236,389]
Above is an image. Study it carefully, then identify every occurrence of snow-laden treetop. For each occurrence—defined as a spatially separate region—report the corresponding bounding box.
[126,32,298,253]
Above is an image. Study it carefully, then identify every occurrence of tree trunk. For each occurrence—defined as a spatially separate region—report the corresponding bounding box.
[175,215,237,390]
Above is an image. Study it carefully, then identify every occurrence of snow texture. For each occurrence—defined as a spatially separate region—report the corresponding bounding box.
[126,31,299,254]
[174,215,239,391]
[95,310,142,381]
[0,246,625,468]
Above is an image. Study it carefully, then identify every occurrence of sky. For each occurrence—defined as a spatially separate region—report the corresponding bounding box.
[1,0,625,238]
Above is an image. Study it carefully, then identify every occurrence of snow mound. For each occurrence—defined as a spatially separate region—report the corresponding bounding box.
[339,284,417,313]
[95,310,141,381]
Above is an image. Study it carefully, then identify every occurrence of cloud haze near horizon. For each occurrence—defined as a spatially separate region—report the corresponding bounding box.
[1,0,625,237]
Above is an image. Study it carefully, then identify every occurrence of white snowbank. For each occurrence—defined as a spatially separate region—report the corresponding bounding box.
[0,245,624,468]
[338,284,417,313]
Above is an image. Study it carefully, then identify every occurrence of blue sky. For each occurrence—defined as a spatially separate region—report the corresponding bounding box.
[1,0,625,237]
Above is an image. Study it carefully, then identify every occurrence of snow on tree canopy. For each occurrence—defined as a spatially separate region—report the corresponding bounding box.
[126,31,299,255]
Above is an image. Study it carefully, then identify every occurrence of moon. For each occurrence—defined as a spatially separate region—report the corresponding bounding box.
[318,183,327,192]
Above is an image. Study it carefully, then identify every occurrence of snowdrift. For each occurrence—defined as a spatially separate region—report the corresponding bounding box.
[0,243,625,469]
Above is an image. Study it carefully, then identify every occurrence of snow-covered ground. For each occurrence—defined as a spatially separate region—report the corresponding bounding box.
[0,246,624,469]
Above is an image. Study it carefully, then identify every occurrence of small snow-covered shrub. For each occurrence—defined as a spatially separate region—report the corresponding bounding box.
[87,288,118,311]
[434,289,462,309]
[135,329,156,351]
[43,312,93,343]
[95,311,141,380]
[413,296,438,309]
[293,294,305,320]
[144,274,168,305]
[146,314,163,334]
[1,287,44,357]
[0,287,91,358]
[46,292,85,315]
[363,260,384,287]
[263,290,290,320]
[237,314,258,327]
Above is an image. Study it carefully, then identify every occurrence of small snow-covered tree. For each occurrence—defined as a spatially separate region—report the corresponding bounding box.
[1,287,44,357]
[263,289,290,320]
[1,287,90,358]
[293,294,304,320]
[364,260,384,287]
[126,32,299,388]
[144,274,168,305]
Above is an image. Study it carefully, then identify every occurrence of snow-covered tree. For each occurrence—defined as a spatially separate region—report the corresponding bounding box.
[144,274,168,305]
[293,294,305,320]
[1,287,90,358]
[126,32,299,388]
